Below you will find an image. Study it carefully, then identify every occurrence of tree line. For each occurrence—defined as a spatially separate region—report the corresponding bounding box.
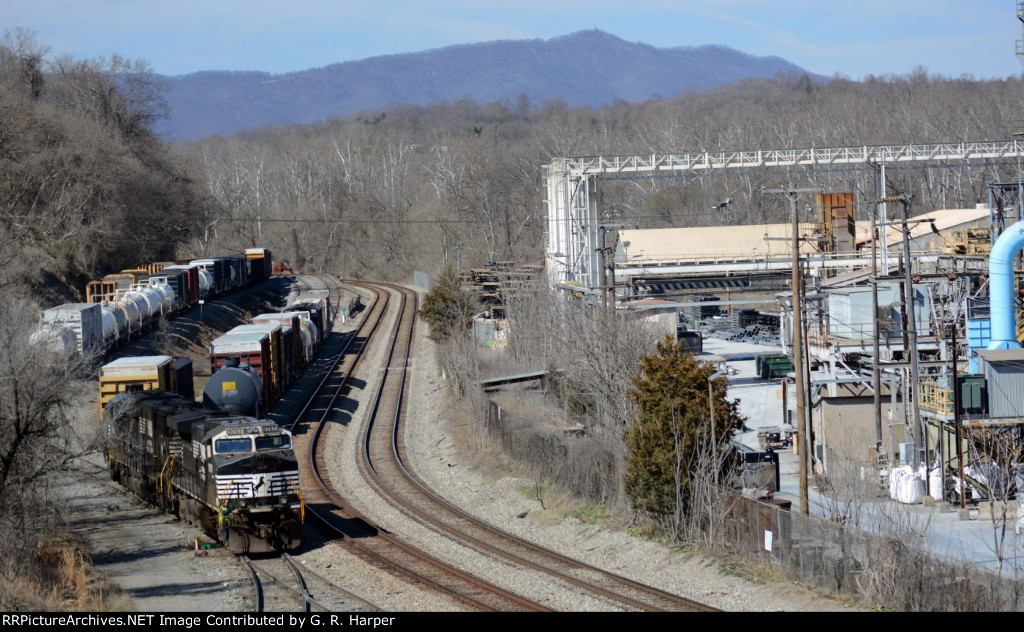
[177,66,1021,284]
[0,28,204,297]
[0,29,196,609]
[3,28,1020,295]
[1,25,1021,608]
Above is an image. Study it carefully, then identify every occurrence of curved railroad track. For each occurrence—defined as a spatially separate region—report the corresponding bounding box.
[67,273,719,611]
[352,280,720,610]
[285,279,547,611]
[343,281,718,612]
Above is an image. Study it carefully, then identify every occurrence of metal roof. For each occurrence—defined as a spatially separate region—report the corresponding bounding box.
[617,222,821,264]
[616,205,990,266]
[858,205,990,247]
[976,349,1024,362]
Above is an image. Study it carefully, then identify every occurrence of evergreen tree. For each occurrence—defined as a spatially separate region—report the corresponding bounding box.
[623,335,743,529]
[418,265,480,342]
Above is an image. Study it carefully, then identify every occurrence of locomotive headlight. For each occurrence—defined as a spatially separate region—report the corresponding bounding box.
[279,496,288,505]
[238,500,248,508]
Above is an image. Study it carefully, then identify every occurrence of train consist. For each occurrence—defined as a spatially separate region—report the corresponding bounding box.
[204,290,331,418]
[101,287,334,554]
[105,391,303,554]
[37,248,275,360]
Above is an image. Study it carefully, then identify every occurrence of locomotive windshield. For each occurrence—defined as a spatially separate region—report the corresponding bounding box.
[215,437,253,453]
[255,434,291,451]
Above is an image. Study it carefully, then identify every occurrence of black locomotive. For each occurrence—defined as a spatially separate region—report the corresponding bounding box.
[104,390,303,554]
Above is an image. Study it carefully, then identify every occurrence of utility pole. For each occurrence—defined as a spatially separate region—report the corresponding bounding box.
[709,369,726,488]
[878,194,924,468]
[765,187,818,515]
[597,225,618,310]
[951,305,965,508]
[871,204,883,455]
[599,226,609,310]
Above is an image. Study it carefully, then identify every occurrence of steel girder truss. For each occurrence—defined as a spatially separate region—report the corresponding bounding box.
[544,140,1024,290]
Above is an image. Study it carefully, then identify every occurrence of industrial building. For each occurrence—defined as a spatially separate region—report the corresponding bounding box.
[542,143,1024,507]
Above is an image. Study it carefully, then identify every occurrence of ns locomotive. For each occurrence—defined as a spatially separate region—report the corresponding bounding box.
[104,390,303,554]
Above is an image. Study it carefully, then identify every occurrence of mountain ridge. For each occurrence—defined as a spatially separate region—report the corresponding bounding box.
[158,29,820,141]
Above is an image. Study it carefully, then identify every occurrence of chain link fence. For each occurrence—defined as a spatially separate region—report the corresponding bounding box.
[725,495,1024,611]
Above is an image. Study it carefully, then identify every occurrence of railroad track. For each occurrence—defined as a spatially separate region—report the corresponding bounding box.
[346,281,718,612]
[274,277,716,611]
[286,280,548,611]
[244,553,380,612]
[66,273,719,611]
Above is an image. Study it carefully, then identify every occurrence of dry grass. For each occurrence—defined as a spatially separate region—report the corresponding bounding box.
[441,393,629,532]
[1,532,135,612]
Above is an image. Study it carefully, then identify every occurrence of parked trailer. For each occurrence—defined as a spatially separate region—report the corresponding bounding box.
[148,269,190,310]
[210,330,274,414]
[228,323,286,396]
[290,292,332,345]
[43,247,274,363]
[189,259,227,296]
[172,357,195,401]
[162,264,201,305]
[252,313,305,376]
[245,248,272,283]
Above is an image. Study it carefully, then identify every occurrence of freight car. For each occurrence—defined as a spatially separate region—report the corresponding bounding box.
[99,280,333,553]
[36,248,275,359]
[202,300,330,419]
[104,390,303,554]
[100,286,333,436]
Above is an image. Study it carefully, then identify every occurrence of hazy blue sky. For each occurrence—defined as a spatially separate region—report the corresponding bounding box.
[6,1,1022,80]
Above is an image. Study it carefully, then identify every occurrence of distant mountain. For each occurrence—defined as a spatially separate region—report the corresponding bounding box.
[157,30,817,141]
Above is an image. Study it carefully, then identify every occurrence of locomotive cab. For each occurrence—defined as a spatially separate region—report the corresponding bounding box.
[105,391,303,555]
[199,419,303,554]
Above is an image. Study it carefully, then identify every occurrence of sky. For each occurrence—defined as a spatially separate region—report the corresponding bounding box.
[4,0,1022,80]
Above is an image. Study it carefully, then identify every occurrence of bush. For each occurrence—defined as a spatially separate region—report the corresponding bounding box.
[623,335,743,537]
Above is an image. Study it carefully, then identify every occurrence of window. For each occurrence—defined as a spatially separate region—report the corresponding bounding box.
[214,437,253,454]
[255,434,291,451]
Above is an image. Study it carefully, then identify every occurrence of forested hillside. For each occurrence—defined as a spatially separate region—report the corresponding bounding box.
[178,68,1022,284]
[0,29,208,301]
[2,27,1019,299]
[159,30,816,140]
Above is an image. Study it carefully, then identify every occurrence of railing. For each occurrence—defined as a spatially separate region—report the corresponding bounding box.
[807,321,926,350]
[556,140,1024,177]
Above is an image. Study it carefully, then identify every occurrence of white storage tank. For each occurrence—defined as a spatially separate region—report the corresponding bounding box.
[99,301,127,343]
[148,278,175,313]
[116,294,142,332]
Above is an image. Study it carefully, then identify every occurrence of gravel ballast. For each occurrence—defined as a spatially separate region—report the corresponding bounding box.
[64,282,858,612]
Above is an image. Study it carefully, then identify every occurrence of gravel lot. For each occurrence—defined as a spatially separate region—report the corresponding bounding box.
[64,282,860,612]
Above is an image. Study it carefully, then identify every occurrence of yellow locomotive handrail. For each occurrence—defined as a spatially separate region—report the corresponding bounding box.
[158,455,177,498]
[287,478,305,522]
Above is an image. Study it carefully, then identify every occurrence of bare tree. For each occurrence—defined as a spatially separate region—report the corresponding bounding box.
[0,294,92,594]
[0,28,48,100]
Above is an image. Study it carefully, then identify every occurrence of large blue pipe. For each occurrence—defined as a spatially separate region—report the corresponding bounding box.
[988,220,1024,350]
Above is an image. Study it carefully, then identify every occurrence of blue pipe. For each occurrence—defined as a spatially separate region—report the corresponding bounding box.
[987,220,1024,349]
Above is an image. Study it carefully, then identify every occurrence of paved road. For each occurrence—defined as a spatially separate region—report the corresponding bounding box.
[701,335,1024,578]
